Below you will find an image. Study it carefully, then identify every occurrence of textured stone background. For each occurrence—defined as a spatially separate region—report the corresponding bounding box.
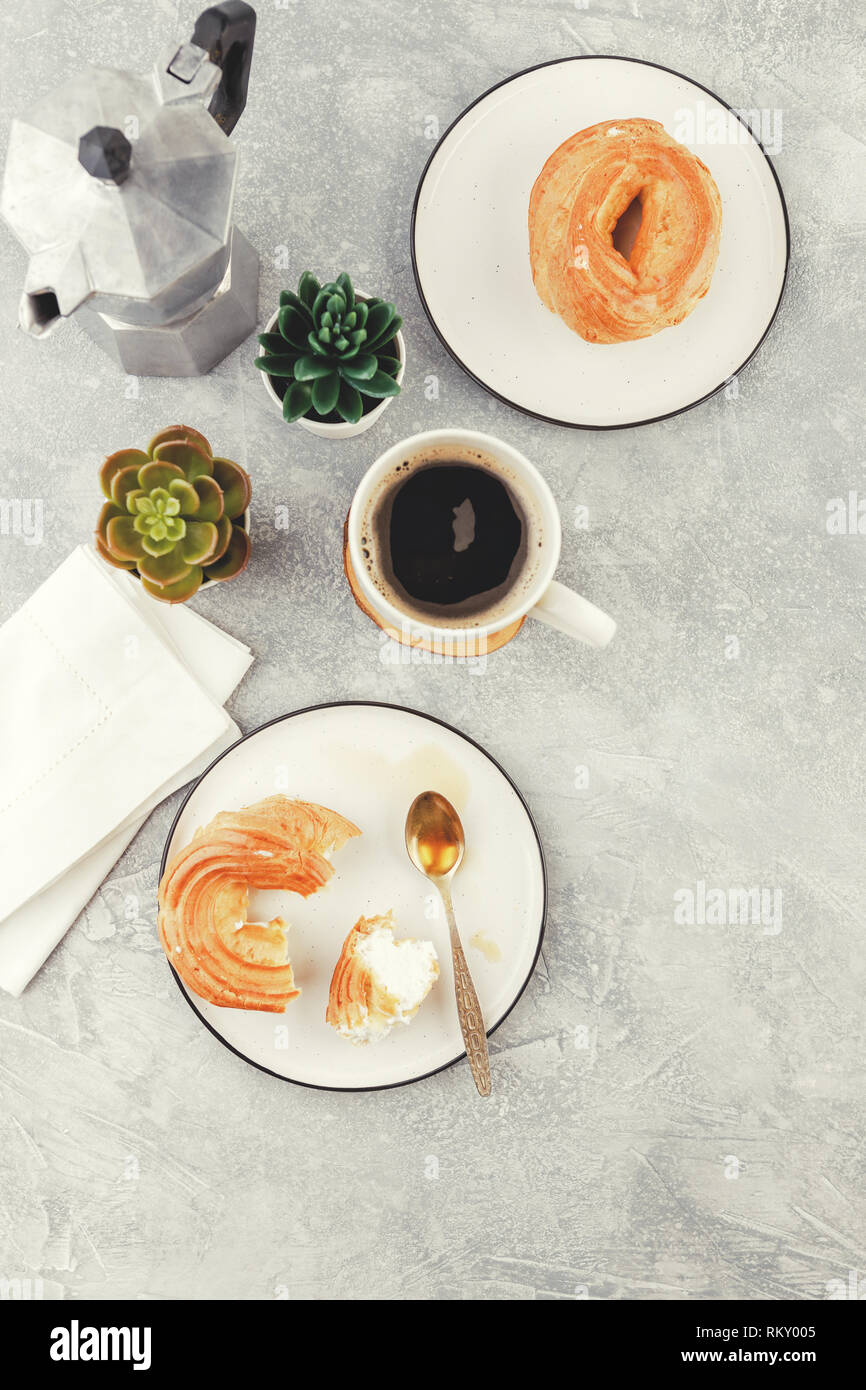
[0,0,864,1301]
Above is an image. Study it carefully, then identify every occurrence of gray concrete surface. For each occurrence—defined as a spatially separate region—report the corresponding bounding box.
[0,0,864,1301]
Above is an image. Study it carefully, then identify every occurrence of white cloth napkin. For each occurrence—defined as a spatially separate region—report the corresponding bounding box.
[0,545,253,995]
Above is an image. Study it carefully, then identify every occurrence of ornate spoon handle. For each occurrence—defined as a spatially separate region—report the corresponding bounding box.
[438,882,491,1097]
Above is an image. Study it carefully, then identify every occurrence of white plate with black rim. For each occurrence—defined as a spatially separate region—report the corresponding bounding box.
[411,55,789,429]
[160,702,546,1091]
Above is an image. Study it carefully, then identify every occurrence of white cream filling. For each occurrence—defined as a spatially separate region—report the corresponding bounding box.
[342,927,438,1042]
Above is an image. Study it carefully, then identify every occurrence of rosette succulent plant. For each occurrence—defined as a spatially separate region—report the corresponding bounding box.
[255,271,402,424]
[95,425,251,603]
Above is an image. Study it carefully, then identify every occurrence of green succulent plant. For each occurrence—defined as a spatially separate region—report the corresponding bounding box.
[95,425,251,603]
[255,271,403,425]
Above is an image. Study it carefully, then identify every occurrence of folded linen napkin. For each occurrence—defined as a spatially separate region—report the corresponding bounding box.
[0,545,253,995]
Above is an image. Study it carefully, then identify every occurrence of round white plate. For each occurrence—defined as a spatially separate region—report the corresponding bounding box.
[412,55,790,429]
[160,702,546,1090]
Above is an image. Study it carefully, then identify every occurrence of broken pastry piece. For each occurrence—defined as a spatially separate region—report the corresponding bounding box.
[158,796,360,1013]
[326,912,439,1044]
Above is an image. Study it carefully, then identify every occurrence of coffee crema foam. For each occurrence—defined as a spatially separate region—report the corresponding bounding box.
[359,444,544,630]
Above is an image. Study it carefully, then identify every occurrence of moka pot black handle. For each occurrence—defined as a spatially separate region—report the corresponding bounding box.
[192,2,257,135]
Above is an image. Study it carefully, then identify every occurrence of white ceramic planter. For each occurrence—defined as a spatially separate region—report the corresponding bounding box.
[258,292,405,440]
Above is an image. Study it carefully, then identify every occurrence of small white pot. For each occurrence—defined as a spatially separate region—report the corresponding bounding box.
[258,292,405,440]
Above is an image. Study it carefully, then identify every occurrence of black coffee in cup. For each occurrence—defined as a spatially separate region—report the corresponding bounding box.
[389,462,523,605]
[360,444,541,628]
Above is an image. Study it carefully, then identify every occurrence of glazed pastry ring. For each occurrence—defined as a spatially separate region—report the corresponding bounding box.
[529,117,723,344]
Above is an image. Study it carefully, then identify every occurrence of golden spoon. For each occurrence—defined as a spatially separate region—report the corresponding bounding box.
[405,790,491,1097]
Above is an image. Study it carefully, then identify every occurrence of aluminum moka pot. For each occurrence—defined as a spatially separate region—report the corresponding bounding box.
[0,3,259,376]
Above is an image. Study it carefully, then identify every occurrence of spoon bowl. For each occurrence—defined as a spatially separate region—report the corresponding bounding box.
[405,790,465,881]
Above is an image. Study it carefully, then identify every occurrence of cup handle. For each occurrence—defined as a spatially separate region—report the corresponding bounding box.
[528,579,616,648]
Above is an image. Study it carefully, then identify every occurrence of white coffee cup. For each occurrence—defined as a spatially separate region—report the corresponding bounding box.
[344,428,615,655]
